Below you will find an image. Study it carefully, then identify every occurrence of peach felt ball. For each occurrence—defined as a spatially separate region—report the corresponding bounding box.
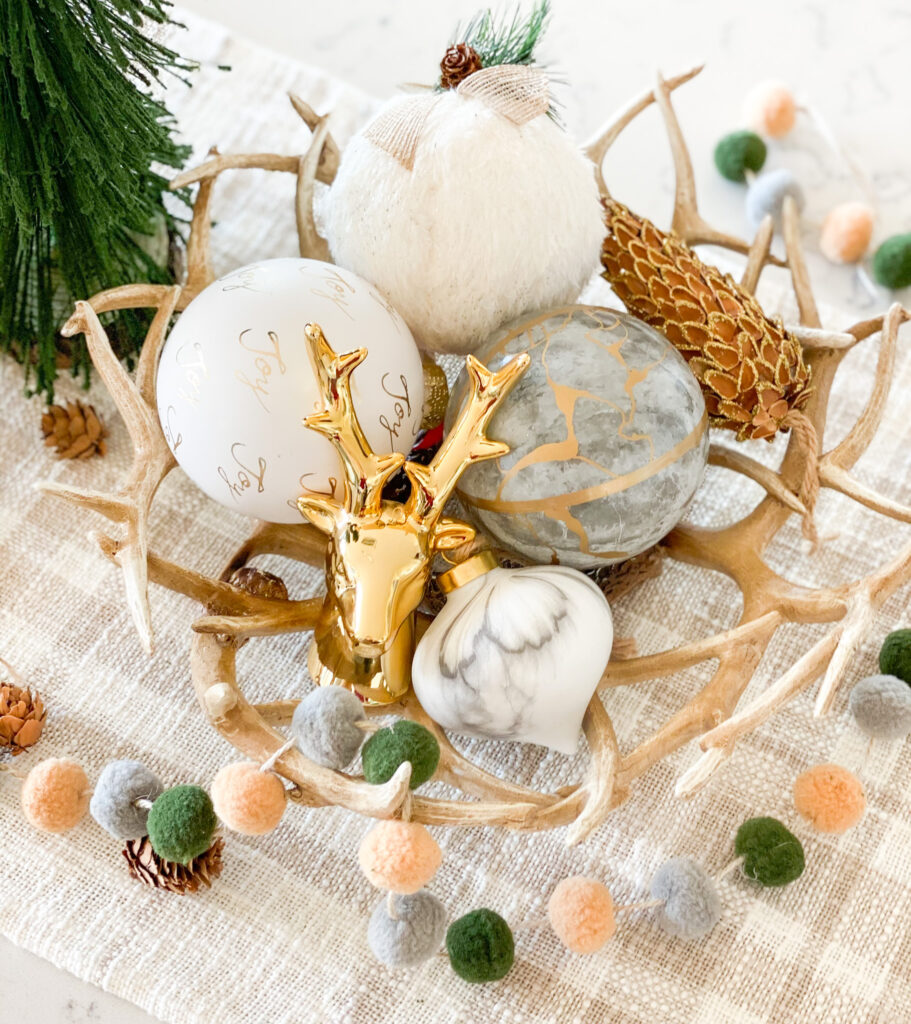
[358,820,442,894]
[793,763,865,834]
[21,757,90,833]
[820,202,874,264]
[743,80,797,138]
[211,761,287,835]
[548,876,616,954]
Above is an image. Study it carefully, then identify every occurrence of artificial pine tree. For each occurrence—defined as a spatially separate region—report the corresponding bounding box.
[0,0,194,401]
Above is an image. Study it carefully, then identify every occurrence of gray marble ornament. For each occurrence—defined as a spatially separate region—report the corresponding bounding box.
[448,306,709,569]
[412,562,613,754]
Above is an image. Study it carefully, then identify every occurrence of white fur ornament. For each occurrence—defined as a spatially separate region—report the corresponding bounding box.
[324,68,604,356]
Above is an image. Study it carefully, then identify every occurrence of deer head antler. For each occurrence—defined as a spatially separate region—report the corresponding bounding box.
[404,352,530,528]
[298,323,406,526]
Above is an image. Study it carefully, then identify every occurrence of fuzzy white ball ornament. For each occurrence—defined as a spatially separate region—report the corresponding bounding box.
[324,72,604,356]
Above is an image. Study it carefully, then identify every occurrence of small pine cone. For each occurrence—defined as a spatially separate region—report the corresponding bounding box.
[0,682,46,755]
[220,567,289,649]
[123,835,225,895]
[229,566,289,602]
[41,401,107,459]
[440,43,483,89]
[600,197,812,441]
[585,546,665,603]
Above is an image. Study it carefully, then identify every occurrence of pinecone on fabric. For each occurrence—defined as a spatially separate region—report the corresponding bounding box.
[41,401,108,458]
[440,43,483,89]
[123,835,225,894]
[0,682,46,755]
[586,546,666,603]
[600,197,812,441]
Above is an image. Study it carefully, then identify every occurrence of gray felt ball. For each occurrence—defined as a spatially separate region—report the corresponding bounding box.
[89,760,164,839]
[367,890,447,967]
[745,168,805,231]
[291,686,366,769]
[849,674,911,739]
[650,857,721,940]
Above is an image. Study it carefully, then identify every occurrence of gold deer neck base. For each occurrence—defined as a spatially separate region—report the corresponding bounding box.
[309,605,414,704]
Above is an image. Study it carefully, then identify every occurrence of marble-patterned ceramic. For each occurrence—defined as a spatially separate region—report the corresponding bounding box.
[412,563,613,754]
[155,258,424,523]
[449,306,709,568]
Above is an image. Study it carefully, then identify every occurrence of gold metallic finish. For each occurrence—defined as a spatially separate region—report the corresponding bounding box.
[296,322,528,704]
[420,355,450,430]
[437,549,498,594]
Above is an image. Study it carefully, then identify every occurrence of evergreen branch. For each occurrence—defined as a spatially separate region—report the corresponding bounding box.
[453,0,551,69]
[0,0,196,401]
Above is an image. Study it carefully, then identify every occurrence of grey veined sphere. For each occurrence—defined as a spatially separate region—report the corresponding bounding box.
[448,306,709,569]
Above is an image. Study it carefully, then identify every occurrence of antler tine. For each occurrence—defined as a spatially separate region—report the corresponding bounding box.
[300,323,405,517]
[404,352,529,525]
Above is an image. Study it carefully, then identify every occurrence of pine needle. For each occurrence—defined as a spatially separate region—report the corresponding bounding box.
[0,0,195,402]
[454,0,551,68]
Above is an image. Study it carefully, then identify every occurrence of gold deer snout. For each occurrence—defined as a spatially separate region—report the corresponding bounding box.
[297,322,528,704]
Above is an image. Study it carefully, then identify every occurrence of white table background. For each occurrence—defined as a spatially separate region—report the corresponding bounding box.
[8,1,910,1020]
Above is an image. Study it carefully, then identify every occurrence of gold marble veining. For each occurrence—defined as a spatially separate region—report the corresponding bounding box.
[451,306,709,566]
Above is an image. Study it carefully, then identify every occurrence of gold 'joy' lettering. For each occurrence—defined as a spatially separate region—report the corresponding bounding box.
[379,372,414,449]
[235,329,285,411]
[218,442,267,502]
[310,268,356,320]
[176,342,208,406]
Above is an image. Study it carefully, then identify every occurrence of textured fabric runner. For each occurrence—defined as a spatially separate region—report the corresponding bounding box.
[2,13,911,1024]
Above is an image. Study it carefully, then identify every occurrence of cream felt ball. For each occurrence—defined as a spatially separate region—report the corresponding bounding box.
[211,761,287,835]
[324,92,604,356]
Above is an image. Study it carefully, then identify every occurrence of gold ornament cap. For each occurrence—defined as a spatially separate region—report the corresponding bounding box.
[437,549,498,594]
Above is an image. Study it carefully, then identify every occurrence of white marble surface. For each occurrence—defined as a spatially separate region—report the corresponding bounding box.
[11,1,910,1021]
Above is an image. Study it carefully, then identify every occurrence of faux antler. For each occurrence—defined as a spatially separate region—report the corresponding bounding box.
[298,323,405,520]
[404,353,530,525]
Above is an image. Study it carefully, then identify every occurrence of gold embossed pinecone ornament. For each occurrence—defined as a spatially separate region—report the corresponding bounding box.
[600,198,812,442]
[41,400,107,459]
[123,835,225,894]
[0,680,46,755]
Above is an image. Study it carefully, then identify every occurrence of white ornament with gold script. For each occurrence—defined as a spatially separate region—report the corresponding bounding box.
[155,258,423,522]
[412,552,613,754]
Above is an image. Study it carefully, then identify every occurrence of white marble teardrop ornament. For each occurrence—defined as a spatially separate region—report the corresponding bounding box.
[412,555,613,754]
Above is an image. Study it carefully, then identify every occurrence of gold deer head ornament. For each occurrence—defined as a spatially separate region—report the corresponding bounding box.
[298,323,529,704]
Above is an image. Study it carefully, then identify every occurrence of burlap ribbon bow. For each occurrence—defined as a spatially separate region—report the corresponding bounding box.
[364,65,551,171]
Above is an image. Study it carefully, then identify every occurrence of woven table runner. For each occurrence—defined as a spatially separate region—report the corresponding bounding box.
[2,13,911,1024]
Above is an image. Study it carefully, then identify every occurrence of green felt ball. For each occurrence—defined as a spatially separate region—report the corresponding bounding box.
[714,131,767,183]
[446,909,515,983]
[879,629,911,684]
[872,234,911,290]
[735,816,805,887]
[362,720,440,790]
[147,785,217,865]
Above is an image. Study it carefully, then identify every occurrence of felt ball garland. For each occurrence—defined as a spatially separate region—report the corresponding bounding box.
[793,764,865,834]
[146,785,218,864]
[878,628,911,683]
[713,79,911,285]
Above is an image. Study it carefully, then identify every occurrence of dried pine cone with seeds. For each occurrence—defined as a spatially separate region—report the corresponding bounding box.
[41,401,108,459]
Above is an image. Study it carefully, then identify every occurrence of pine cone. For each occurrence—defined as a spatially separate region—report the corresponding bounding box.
[600,198,811,441]
[440,43,483,89]
[41,401,107,459]
[123,835,225,894]
[585,546,665,603]
[0,682,46,755]
[229,566,289,602]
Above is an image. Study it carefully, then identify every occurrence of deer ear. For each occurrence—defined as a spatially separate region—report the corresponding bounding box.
[432,518,476,551]
[297,495,339,534]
